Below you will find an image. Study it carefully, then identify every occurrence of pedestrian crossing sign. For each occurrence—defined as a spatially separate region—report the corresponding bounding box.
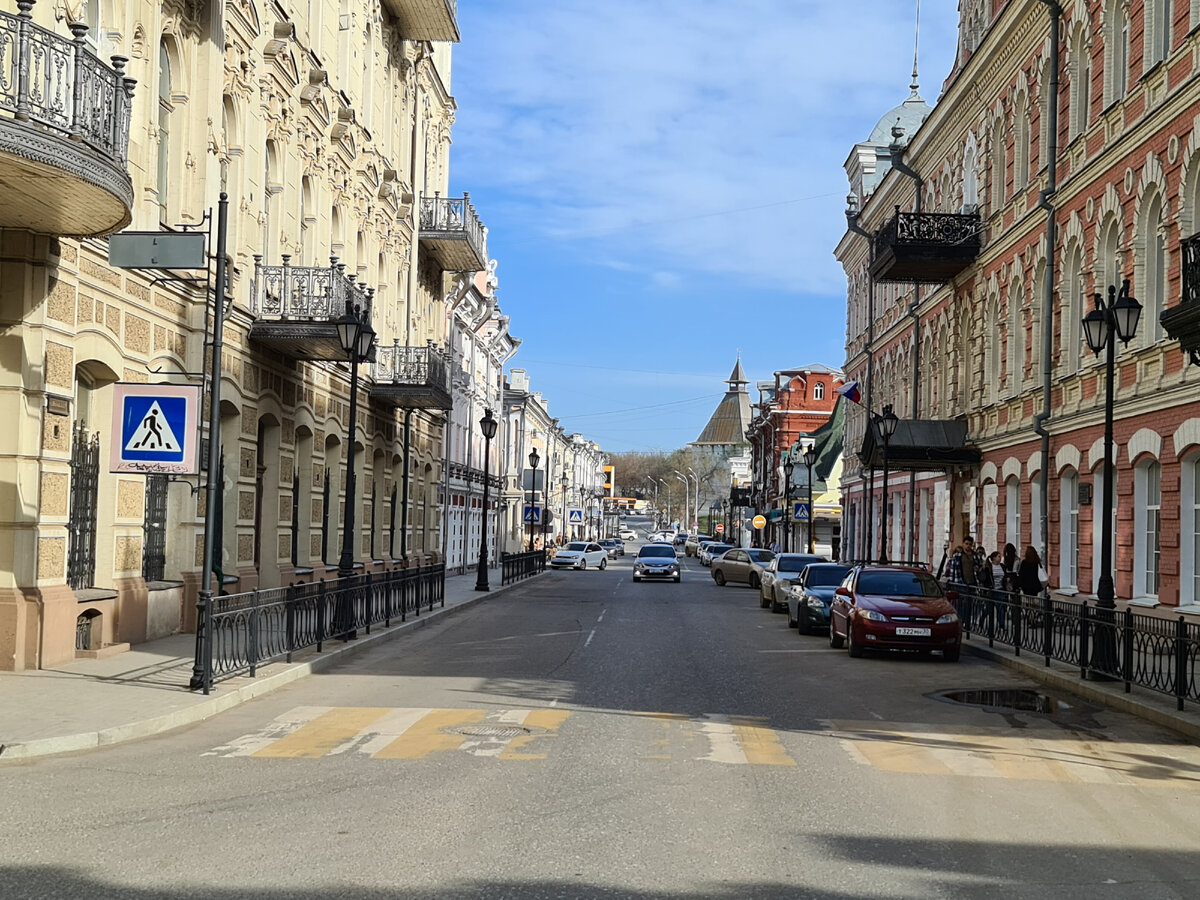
[110,383,201,474]
[793,502,810,522]
[523,505,542,524]
[568,508,583,523]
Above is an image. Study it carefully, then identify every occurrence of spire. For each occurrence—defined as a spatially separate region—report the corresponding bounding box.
[909,0,923,102]
[727,354,748,390]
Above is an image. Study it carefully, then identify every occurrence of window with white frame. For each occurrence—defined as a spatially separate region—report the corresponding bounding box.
[1014,93,1030,189]
[1148,0,1173,67]
[1060,470,1079,588]
[1105,0,1129,104]
[1006,477,1021,551]
[987,300,1002,403]
[1134,461,1161,597]
[990,120,1007,212]
[1140,193,1166,346]
[814,382,825,400]
[1008,283,1024,395]
[1187,456,1200,605]
[1092,464,1118,593]
[1071,26,1090,139]
[963,134,979,209]
[1062,246,1084,374]
[1031,478,1044,557]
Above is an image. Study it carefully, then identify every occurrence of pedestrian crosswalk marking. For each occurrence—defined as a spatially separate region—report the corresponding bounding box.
[829,719,1200,788]
[250,707,393,759]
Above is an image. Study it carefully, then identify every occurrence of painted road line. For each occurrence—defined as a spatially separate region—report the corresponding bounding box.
[251,707,393,759]
[698,715,747,765]
[499,709,572,760]
[202,706,331,757]
[730,716,797,767]
[372,708,487,759]
[346,708,435,757]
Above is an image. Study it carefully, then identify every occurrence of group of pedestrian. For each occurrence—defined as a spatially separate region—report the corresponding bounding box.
[940,537,1049,610]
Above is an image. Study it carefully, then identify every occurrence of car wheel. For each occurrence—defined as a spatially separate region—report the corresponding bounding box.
[943,646,961,662]
[846,622,863,658]
[796,607,810,635]
[599,558,607,570]
[828,616,845,649]
[758,585,769,607]
[579,560,586,570]
[786,604,797,628]
[749,574,761,590]
[713,570,726,586]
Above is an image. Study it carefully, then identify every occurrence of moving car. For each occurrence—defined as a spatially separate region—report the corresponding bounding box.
[618,528,637,540]
[699,542,734,566]
[684,534,713,557]
[758,553,828,611]
[549,541,609,570]
[598,538,624,559]
[711,548,776,588]
[673,533,690,547]
[785,563,851,633]
[632,543,681,582]
[828,564,962,661]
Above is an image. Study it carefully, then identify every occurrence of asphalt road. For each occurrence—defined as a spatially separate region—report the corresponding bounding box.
[4,525,1200,899]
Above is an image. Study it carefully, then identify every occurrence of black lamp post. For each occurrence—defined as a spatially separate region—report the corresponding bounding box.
[560,469,569,545]
[527,446,540,551]
[336,299,376,580]
[1082,278,1142,675]
[782,457,795,553]
[876,404,899,563]
[474,409,498,592]
[802,444,817,554]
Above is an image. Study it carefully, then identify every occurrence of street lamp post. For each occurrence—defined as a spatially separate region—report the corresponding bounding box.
[876,404,899,563]
[657,478,669,528]
[1082,278,1142,676]
[527,446,540,551]
[802,444,817,555]
[560,469,569,545]
[674,471,689,535]
[474,409,498,592]
[782,457,795,553]
[687,467,699,532]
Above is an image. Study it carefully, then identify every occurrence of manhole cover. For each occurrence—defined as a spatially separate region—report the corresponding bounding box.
[933,688,1068,714]
[445,724,533,738]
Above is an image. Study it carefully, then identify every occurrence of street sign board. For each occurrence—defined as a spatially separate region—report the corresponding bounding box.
[793,502,810,522]
[715,524,724,533]
[523,505,542,524]
[568,508,583,523]
[108,232,207,269]
[752,514,766,529]
[110,383,201,474]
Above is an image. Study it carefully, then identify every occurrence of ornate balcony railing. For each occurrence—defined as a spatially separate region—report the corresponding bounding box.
[1160,232,1200,366]
[869,207,981,283]
[0,4,134,164]
[418,193,488,272]
[371,341,452,410]
[251,255,371,320]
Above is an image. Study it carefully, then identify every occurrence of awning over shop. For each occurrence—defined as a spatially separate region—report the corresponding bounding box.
[858,418,980,471]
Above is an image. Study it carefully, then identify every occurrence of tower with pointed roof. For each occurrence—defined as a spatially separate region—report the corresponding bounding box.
[691,359,753,454]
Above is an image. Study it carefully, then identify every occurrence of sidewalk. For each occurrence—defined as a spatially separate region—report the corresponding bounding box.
[0,569,527,761]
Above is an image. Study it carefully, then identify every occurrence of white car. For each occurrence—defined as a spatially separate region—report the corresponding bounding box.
[550,541,609,570]
[618,529,637,540]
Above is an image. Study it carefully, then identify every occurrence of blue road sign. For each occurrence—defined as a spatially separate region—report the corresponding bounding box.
[110,383,200,474]
[523,505,542,524]
[568,508,584,523]
[793,502,810,522]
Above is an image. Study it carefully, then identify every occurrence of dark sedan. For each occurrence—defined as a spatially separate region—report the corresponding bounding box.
[785,563,850,633]
[829,565,962,661]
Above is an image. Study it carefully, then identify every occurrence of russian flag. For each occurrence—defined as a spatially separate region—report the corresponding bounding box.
[835,381,861,404]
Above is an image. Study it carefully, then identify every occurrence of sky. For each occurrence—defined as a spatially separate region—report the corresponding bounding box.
[449,1,959,453]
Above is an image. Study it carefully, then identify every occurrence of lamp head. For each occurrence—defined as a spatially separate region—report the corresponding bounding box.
[529,447,540,469]
[879,404,899,441]
[479,408,498,440]
[336,301,361,357]
[1082,294,1108,355]
[802,446,817,468]
[1112,278,1142,344]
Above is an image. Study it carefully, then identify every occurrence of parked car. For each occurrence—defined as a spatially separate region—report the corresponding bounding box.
[785,563,851,633]
[759,553,828,611]
[549,541,609,570]
[684,534,713,557]
[699,542,734,566]
[828,564,962,661]
[618,528,637,541]
[598,538,624,559]
[711,548,776,588]
[673,532,690,547]
[632,543,681,583]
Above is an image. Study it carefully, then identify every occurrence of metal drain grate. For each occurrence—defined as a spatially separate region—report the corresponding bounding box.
[445,724,533,738]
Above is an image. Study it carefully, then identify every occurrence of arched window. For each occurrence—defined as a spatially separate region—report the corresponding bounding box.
[263,141,281,261]
[1006,476,1021,551]
[1148,0,1173,67]
[157,40,172,222]
[1182,455,1200,605]
[1134,460,1161,598]
[990,119,1007,212]
[987,299,1002,403]
[1060,469,1079,588]
[1140,192,1167,346]
[963,134,979,210]
[1038,57,1053,170]
[300,176,315,265]
[1061,245,1085,374]
[1105,0,1130,103]
[1008,282,1025,395]
[1030,260,1045,385]
[1071,26,1091,139]
[813,382,825,401]
[1014,92,1030,190]
[83,0,100,50]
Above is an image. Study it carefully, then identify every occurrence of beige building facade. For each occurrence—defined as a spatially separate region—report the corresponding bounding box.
[0,0,484,671]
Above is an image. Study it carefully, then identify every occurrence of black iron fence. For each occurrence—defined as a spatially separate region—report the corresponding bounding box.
[951,586,1200,710]
[501,549,545,586]
[200,565,445,687]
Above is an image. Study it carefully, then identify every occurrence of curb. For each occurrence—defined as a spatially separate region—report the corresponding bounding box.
[0,574,539,761]
[962,640,1200,743]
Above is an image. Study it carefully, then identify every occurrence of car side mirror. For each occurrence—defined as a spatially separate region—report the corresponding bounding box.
[834,586,851,598]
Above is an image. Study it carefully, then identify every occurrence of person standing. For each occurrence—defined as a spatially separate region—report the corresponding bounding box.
[1018,545,1045,603]
[959,536,979,589]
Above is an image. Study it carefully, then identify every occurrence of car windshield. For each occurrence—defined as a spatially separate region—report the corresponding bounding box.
[747,549,775,564]
[777,555,820,572]
[805,565,850,586]
[567,542,588,551]
[638,546,675,558]
[858,570,942,597]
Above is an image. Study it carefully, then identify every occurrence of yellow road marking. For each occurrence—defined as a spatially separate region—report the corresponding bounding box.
[372,708,487,759]
[499,709,572,760]
[251,707,393,758]
[731,716,796,767]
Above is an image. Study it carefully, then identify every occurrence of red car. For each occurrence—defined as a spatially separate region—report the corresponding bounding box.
[828,565,962,662]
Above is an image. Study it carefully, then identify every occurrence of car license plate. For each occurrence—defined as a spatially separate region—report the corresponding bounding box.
[894,627,931,636]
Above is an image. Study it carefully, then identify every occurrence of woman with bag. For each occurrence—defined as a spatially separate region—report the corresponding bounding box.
[1018,545,1045,604]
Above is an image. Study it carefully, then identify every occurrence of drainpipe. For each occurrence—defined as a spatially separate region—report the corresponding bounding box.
[846,199,875,559]
[1033,0,1061,557]
[891,125,924,561]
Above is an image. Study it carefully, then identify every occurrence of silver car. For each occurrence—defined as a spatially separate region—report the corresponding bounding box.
[759,553,828,612]
[711,548,776,588]
[550,541,609,570]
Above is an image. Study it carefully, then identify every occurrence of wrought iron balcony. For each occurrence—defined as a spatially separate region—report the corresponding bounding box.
[869,207,981,283]
[249,255,372,361]
[381,0,459,41]
[0,2,135,236]
[1160,232,1200,366]
[419,193,488,272]
[370,342,452,411]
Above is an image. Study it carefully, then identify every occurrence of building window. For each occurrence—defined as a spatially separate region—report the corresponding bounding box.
[1184,455,1200,606]
[813,382,825,401]
[1134,461,1161,597]
[1149,0,1173,67]
[1008,283,1024,395]
[990,120,1006,212]
[1062,246,1084,374]
[1140,193,1167,346]
[1006,477,1021,552]
[157,41,172,222]
[1092,464,1118,593]
[1014,93,1030,189]
[1059,470,1078,588]
[1071,26,1091,139]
